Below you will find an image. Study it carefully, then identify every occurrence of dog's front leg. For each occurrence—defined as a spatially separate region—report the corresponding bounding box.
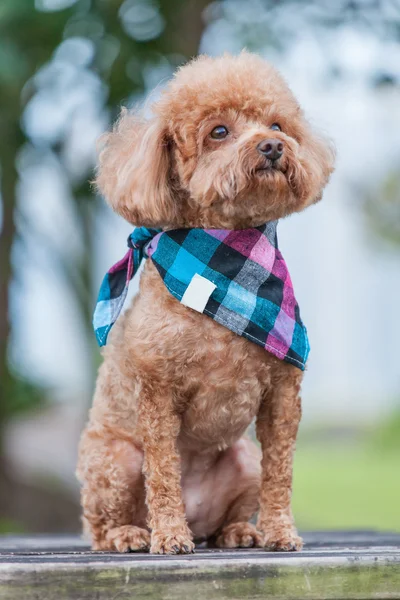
[256,365,303,551]
[138,384,194,555]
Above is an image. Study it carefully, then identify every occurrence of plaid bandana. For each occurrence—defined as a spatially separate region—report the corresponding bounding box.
[93,223,309,370]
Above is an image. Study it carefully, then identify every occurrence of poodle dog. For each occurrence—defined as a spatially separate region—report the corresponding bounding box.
[77,52,334,554]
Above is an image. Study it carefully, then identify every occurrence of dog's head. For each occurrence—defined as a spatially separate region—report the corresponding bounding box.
[97,52,335,229]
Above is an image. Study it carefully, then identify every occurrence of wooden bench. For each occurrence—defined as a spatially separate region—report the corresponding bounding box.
[1,531,399,599]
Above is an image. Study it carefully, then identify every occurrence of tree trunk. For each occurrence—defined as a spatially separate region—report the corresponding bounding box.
[0,128,19,431]
[170,0,210,57]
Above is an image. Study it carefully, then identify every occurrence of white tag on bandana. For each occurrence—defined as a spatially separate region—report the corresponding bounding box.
[181,273,216,313]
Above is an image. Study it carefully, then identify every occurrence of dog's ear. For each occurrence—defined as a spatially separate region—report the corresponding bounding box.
[293,122,336,207]
[96,108,176,227]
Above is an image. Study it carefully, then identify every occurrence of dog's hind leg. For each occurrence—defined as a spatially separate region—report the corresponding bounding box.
[182,438,262,548]
[77,431,149,552]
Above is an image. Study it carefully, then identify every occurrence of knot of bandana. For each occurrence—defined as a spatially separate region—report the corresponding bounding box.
[93,224,310,370]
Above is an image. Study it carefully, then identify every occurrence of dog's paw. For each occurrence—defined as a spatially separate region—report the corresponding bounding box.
[150,530,195,555]
[258,526,303,552]
[104,525,150,553]
[216,522,263,549]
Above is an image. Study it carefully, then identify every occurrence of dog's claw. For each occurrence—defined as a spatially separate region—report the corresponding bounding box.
[151,533,195,555]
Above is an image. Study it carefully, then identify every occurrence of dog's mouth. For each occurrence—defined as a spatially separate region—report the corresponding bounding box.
[254,158,285,173]
[255,161,285,175]
[255,167,273,174]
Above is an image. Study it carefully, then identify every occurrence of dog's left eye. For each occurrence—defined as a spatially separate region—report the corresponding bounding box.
[270,123,281,131]
[210,125,229,139]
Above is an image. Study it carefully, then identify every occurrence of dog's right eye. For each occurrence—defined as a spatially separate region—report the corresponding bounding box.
[270,123,281,131]
[210,125,229,140]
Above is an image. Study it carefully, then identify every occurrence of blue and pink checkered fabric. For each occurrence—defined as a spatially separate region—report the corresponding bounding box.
[93,223,310,370]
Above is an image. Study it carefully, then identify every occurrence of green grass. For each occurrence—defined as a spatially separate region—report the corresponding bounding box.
[0,519,24,534]
[293,444,400,531]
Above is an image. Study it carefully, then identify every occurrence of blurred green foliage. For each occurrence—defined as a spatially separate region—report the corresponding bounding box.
[0,519,24,535]
[294,444,400,531]
[362,171,400,249]
[372,409,400,453]
[294,417,400,531]
[1,374,47,420]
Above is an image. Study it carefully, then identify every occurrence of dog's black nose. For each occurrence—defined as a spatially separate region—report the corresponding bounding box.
[257,138,284,161]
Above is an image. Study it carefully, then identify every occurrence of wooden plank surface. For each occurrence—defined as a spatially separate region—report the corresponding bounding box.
[1,531,400,600]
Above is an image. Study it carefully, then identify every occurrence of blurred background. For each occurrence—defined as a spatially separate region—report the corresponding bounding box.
[0,0,399,535]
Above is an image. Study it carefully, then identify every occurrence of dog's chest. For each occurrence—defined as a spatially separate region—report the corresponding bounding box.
[181,380,263,449]
[177,318,272,449]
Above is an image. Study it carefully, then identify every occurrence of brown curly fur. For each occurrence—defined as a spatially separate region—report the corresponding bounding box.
[77,52,335,554]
